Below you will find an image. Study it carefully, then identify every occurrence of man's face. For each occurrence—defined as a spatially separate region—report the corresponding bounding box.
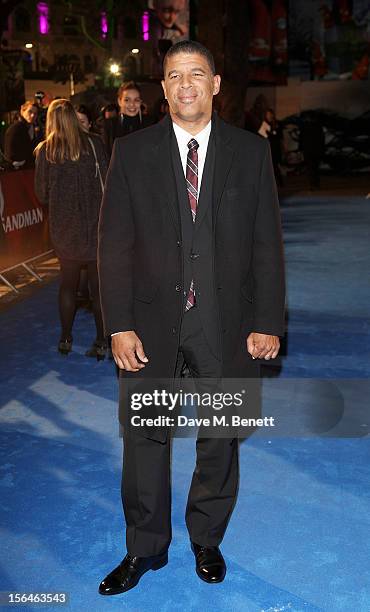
[161,52,220,125]
[118,89,141,117]
[21,105,38,124]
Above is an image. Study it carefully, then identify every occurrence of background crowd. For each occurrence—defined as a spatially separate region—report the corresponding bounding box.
[2,84,329,191]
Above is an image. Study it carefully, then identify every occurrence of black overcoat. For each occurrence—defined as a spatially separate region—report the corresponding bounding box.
[98,113,285,381]
[4,118,39,168]
[34,134,108,261]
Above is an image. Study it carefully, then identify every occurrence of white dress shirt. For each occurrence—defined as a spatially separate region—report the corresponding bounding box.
[172,119,212,194]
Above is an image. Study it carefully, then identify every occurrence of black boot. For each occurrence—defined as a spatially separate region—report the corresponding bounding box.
[58,337,73,355]
[85,340,107,361]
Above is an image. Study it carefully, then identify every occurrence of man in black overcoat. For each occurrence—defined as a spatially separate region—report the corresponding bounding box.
[4,101,40,169]
[98,40,285,595]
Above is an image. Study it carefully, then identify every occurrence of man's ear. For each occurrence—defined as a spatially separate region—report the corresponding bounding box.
[213,75,221,96]
[161,80,167,99]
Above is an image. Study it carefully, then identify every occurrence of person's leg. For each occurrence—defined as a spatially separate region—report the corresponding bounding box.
[186,437,239,547]
[179,308,239,547]
[58,259,81,340]
[122,431,172,557]
[86,261,104,343]
[76,265,90,309]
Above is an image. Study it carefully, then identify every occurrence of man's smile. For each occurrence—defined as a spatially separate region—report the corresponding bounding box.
[178,94,198,104]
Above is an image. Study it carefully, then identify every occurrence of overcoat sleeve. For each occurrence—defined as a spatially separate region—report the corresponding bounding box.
[98,139,135,336]
[252,140,285,336]
[4,124,22,162]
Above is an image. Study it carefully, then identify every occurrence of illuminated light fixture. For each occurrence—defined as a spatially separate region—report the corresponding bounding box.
[101,11,108,39]
[109,62,120,75]
[142,11,149,41]
[131,48,140,54]
[37,2,49,35]
[25,43,33,49]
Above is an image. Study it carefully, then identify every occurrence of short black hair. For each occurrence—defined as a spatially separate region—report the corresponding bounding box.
[163,40,216,76]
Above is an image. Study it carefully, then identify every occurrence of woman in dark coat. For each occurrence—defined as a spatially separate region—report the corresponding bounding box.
[34,99,108,359]
[102,81,153,157]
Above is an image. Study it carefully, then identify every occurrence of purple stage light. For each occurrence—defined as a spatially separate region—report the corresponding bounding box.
[37,2,49,35]
[142,11,149,41]
[101,12,108,39]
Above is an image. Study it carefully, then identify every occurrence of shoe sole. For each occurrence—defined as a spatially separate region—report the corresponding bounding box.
[98,554,168,596]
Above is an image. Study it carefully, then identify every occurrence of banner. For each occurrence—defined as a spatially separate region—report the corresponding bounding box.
[248,0,288,84]
[0,169,50,271]
[147,0,190,77]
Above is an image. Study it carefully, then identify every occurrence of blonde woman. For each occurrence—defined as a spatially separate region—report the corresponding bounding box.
[34,99,108,359]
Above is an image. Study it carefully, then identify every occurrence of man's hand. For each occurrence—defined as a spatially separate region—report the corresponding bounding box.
[111,331,148,371]
[247,332,280,360]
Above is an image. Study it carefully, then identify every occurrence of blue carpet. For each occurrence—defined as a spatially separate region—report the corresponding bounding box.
[1,196,370,611]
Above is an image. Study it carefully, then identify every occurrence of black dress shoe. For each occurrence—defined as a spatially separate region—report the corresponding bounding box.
[191,542,226,583]
[99,551,168,596]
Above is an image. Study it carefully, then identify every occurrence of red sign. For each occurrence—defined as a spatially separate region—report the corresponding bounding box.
[0,169,50,271]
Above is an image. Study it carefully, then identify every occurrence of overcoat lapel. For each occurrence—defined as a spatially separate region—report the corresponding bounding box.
[150,115,181,238]
[212,113,234,226]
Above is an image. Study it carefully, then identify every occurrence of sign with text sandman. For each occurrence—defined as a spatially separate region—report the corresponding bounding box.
[0,169,50,271]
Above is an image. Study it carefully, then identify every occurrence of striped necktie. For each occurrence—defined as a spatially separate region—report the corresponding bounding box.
[185,138,199,311]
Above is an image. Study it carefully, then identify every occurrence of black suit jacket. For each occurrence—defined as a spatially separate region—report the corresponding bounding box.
[98,113,285,380]
[4,118,38,168]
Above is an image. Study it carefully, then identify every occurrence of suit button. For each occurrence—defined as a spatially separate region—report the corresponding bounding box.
[177,241,181,247]
[175,284,181,292]
[190,252,199,260]
[172,327,177,334]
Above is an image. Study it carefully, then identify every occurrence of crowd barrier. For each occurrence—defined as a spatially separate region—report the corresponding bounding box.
[0,169,51,290]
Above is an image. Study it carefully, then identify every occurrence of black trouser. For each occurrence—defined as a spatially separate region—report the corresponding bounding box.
[58,259,104,342]
[121,306,239,557]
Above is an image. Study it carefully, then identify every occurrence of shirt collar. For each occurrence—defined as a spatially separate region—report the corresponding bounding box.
[172,119,212,150]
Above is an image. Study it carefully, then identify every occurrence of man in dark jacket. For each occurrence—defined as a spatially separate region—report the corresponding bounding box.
[98,41,285,595]
[4,101,40,169]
